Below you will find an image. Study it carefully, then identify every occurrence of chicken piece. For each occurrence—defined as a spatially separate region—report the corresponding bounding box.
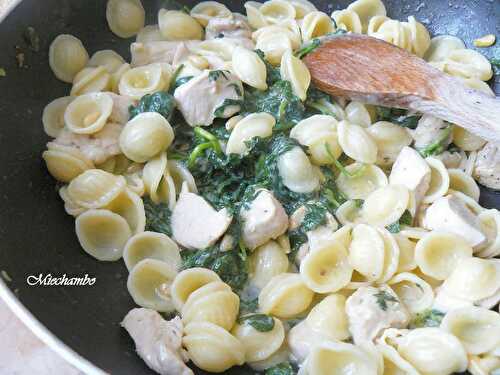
[52,122,123,165]
[240,189,288,250]
[411,114,452,151]
[422,195,486,248]
[345,285,410,344]
[131,41,200,66]
[108,93,136,125]
[174,69,243,126]
[205,15,252,40]
[171,190,232,249]
[389,146,431,205]
[473,142,500,190]
[122,308,193,375]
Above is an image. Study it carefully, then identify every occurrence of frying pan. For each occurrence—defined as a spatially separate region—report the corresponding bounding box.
[0,0,499,374]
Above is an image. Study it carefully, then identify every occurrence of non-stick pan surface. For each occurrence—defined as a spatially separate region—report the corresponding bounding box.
[0,0,499,374]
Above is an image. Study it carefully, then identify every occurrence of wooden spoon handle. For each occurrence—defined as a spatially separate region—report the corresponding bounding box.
[412,79,500,144]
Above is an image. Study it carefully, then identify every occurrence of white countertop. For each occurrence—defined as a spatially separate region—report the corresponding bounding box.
[0,1,83,374]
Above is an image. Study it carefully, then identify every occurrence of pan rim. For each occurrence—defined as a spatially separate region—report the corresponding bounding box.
[0,279,107,374]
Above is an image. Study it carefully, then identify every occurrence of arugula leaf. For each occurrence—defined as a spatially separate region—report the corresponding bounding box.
[374,290,398,311]
[181,246,247,290]
[208,69,230,82]
[265,362,296,375]
[376,106,421,129]
[239,314,275,332]
[410,309,445,328]
[129,91,176,121]
[143,197,172,237]
[386,209,413,233]
[417,125,452,157]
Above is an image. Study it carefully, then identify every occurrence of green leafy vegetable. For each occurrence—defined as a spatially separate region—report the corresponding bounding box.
[239,297,258,315]
[410,309,445,328]
[417,125,452,157]
[143,198,172,237]
[376,106,421,129]
[295,38,321,59]
[374,290,398,311]
[265,362,296,375]
[255,49,281,86]
[0,68,5,77]
[214,98,243,118]
[491,58,500,73]
[386,209,413,233]
[171,76,193,92]
[129,91,176,121]
[208,69,230,82]
[239,314,275,332]
[181,246,247,290]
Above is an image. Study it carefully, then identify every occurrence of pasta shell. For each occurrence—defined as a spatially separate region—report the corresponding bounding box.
[348,224,385,282]
[255,31,292,66]
[170,268,221,310]
[190,1,232,27]
[75,209,132,261]
[43,144,94,183]
[477,209,500,258]
[305,294,350,341]
[331,9,362,34]
[232,46,267,90]
[249,240,289,289]
[127,258,177,312]
[301,11,335,42]
[49,34,89,83]
[277,146,319,193]
[136,25,165,43]
[452,126,486,152]
[280,49,310,101]
[183,322,245,372]
[64,92,113,134]
[142,152,171,204]
[167,160,198,194]
[337,120,377,164]
[123,232,181,271]
[347,0,386,33]
[344,101,372,128]
[226,113,275,155]
[119,112,174,163]
[42,96,74,138]
[59,185,86,217]
[232,318,285,362]
[388,272,434,314]
[88,50,125,74]
[106,0,145,38]
[336,163,388,200]
[366,121,412,167]
[447,168,480,201]
[71,66,111,96]
[245,1,267,29]
[259,0,296,24]
[104,188,146,234]
[424,35,465,63]
[258,273,314,318]
[300,240,353,293]
[158,10,204,41]
[118,63,167,99]
[67,169,126,209]
[361,185,410,227]
[422,157,450,204]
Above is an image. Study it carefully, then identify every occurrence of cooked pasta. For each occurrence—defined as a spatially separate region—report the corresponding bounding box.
[39,1,500,373]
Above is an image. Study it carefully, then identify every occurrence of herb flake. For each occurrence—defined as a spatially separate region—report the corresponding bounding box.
[410,309,445,328]
[374,290,398,311]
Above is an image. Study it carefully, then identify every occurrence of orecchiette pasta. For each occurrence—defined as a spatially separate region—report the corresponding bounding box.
[71,66,111,96]
[183,322,245,372]
[181,281,239,330]
[42,96,74,138]
[477,209,500,258]
[167,160,197,194]
[232,317,285,362]
[415,231,473,280]
[106,0,145,38]
[336,199,363,226]
[336,163,388,200]
[422,157,450,204]
[361,185,410,227]
[119,112,174,163]
[305,294,350,341]
[376,227,401,283]
[142,152,175,206]
[42,143,95,183]
[244,1,267,29]
[366,121,412,167]
[258,273,314,318]
[441,306,500,355]
[301,11,335,42]
[104,187,146,234]
[452,126,487,152]
[344,101,373,128]
[442,49,493,81]
[254,31,293,66]
[347,0,386,32]
[280,49,310,101]
[394,234,417,272]
[127,258,178,312]
[396,328,468,375]
[226,113,276,155]
[59,185,86,217]
[190,1,232,26]
[448,168,480,201]
[348,223,385,282]
[232,46,267,91]
[67,169,126,209]
[158,10,204,41]
[277,146,320,193]
[259,0,296,24]
[88,50,125,73]
[49,34,89,83]
[300,240,353,293]
[331,9,362,34]
[249,240,289,290]
[170,268,221,311]
[424,35,465,63]
[118,63,168,99]
[64,92,113,134]
[75,208,132,261]
[376,342,420,375]
[123,231,180,271]
[337,120,378,164]
[388,272,434,314]
[135,25,164,43]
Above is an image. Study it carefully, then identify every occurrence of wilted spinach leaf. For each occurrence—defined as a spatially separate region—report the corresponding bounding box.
[239,314,275,332]
[143,197,172,237]
[265,362,296,375]
[129,91,176,121]
[376,106,421,129]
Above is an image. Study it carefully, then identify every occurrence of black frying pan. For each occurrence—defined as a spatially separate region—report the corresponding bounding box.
[0,0,499,374]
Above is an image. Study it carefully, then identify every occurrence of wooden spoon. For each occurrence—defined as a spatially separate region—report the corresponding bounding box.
[303,34,500,145]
